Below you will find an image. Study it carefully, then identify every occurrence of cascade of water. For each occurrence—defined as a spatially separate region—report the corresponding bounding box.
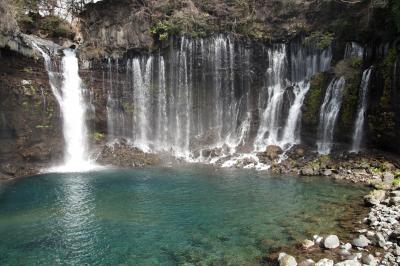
[281,81,310,145]
[155,57,168,149]
[131,57,153,151]
[254,45,287,151]
[105,35,332,162]
[351,67,373,153]
[344,42,364,59]
[33,43,96,172]
[106,58,115,142]
[317,77,346,154]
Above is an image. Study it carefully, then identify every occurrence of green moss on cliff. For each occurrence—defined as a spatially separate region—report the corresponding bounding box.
[335,59,362,132]
[304,31,334,50]
[303,73,326,127]
[379,48,397,108]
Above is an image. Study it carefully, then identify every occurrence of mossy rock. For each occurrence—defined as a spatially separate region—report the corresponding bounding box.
[332,59,363,141]
[302,73,328,129]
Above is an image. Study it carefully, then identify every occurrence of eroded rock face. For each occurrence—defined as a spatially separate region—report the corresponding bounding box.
[79,0,154,58]
[0,48,63,178]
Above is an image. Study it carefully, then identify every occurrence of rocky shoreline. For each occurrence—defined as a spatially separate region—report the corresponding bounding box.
[268,184,400,266]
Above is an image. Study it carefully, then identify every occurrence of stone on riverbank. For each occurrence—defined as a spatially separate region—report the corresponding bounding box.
[301,239,315,250]
[364,190,386,206]
[279,253,297,266]
[351,235,370,248]
[324,235,340,249]
[315,258,333,266]
[264,145,283,160]
[334,260,361,266]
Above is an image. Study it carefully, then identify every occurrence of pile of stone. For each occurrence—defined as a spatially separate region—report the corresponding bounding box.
[277,186,400,266]
[363,189,400,265]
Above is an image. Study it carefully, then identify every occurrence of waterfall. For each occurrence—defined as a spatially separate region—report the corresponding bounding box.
[351,67,373,153]
[281,81,310,144]
[317,77,346,154]
[254,45,287,150]
[104,35,332,160]
[344,42,364,59]
[33,44,96,172]
[254,43,332,150]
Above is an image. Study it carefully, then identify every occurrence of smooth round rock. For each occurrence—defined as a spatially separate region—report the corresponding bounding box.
[324,235,340,249]
[351,235,370,248]
[279,254,297,266]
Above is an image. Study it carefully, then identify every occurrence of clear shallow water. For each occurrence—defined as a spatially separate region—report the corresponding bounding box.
[0,166,367,265]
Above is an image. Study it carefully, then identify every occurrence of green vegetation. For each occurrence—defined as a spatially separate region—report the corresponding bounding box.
[92,132,105,141]
[393,178,400,186]
[302,73,325,127]
[35,124,50,129]
[380,48,397,108]
[150,12,213,41]
[304,31,334,50]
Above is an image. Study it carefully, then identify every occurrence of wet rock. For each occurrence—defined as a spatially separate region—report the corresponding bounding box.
[364,190,386,206]
[278,253,297,266]
[315,258,333,266]
[264,145,283,160]
[96,139,162,167]
[301,166,315,176]
[323,169,333,176]
[351,235,370,248]
[324,235,340,249]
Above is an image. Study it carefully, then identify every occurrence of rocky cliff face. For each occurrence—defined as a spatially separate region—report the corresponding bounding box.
[79,0,397,59]
[0,48,63,179]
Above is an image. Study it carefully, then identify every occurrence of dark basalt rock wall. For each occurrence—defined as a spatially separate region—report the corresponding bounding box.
[0,48,63,178]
